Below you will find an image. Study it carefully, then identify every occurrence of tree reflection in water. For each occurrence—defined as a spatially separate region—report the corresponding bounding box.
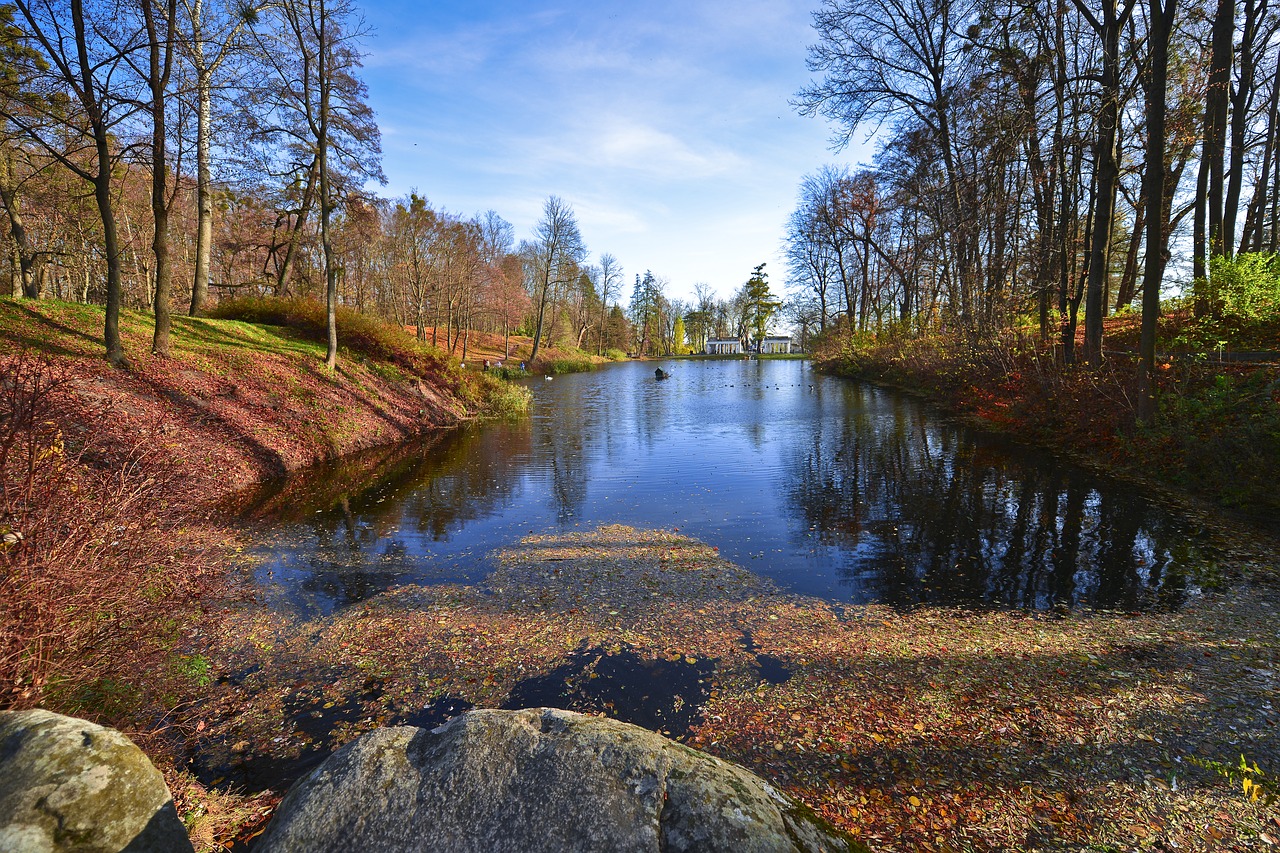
[785,385,1192,611]
[233,361,1206,616]
[230,423,532,615]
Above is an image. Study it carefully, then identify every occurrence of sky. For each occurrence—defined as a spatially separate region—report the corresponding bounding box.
[356,0,876,303]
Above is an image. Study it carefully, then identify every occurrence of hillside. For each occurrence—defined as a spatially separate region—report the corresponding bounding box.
[408,326,616,372]
[0,299,517,500]
[0,298,526,716]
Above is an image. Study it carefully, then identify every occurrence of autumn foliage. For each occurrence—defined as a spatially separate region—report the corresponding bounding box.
[0,350,219,712]
[814,321,1280,523]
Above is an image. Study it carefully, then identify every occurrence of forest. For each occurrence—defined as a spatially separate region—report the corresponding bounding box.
[783,0,1280,518]
[788,0,1280,364]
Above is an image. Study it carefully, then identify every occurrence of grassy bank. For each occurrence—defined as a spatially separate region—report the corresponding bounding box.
[813,318,1280,529]
[0,296,527,717]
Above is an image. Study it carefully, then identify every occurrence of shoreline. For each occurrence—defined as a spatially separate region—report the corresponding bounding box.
[813,355,1280,570]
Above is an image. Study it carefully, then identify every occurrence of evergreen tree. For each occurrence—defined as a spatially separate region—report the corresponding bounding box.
[744,263,782,348]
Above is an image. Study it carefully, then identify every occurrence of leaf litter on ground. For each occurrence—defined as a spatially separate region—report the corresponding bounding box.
[169,524,1280,852]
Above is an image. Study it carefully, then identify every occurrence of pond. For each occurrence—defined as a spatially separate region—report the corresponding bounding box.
[232,358,1210,617]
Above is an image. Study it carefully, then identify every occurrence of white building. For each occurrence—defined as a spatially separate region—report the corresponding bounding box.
[705,338,743,355]
[760,336,791,354]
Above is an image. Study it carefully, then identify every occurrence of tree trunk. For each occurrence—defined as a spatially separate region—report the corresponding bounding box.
[1194,0,1234,306]
[191,63,214,314]
[0,148,45,299]
[144,0,177,356]
[1072,0,1131,366]
[1223,0,1262,257]
[318,0,337,370]
[273,160,317,295]
[1115,193,1145,310]
[1137,0,1175,425]
[529,269,551,364]
[1240,53,1280,253]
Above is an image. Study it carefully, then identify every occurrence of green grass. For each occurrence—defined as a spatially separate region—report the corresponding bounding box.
[1,296,530,419]
[539,350,597,374]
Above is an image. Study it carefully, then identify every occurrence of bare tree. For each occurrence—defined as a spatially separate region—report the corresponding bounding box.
[1137,0,1178,423]
[595,251,621,354]
[179,0,261,315]
[250,0,382,368]
[526,195,585,364]
[798,0,981,317]
[3,0,144,364]
[136,0,179,355]
[1070,0,1137,365]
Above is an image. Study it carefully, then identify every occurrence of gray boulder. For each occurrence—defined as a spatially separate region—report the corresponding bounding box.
[0,709,193,853]
[257,707,867,853]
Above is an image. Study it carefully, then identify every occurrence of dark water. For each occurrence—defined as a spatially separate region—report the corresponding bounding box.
[501,644,715,737]
[234,359,1210,615]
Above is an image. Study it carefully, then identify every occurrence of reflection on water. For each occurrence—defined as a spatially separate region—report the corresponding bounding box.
[785,385,1196,610]
[235,359,1207,615]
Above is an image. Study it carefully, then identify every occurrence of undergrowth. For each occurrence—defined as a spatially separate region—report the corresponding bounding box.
[814,317,1280,526]
[539,349,597,375]
[208,296,528,418]
[210,297,455,383]
[0,350,220,713]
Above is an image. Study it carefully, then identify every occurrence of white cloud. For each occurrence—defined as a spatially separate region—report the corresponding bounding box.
[359,0,874,299]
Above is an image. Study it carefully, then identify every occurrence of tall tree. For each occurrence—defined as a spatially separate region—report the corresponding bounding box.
[0,3,52,300]
[1137,0,1178,423]
[743,263,782,348]
[137,0,179,355]
[595,252,621,354]
[4,0,143,364]
[251,0,382,367]
[1192,0,1235,297]
[1222,0,1275,257]
[526,195,584,364]
[1070,0,1137,365]
[180,0,261,315]
[798,0,979,318]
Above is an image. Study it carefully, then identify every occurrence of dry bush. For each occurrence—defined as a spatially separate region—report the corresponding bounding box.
[0,350,220,713]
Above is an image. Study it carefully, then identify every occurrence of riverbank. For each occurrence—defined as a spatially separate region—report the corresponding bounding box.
[170,524,1279,851]
[0,297,524,724]
[812,320,1280,535]
[408,326,617,374]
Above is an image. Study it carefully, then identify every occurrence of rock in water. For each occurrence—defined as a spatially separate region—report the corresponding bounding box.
[0,709,193,853]
[257,707,867,853]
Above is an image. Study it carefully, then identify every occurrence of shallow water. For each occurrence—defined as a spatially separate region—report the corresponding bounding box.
[234,359,1209,616]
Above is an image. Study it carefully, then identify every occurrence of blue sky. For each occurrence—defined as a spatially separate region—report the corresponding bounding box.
[357,0,875,302]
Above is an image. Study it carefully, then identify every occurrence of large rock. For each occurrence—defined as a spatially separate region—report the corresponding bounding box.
[257,707,867,853]
[0,709,193,853]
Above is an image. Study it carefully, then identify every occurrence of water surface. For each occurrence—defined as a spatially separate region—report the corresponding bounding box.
[235,359,1208,615]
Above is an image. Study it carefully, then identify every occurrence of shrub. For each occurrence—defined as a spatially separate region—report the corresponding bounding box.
[540,350,597,375]
[0,351,219,712]
[1180,253,1280,350]
[488,364,531,380]
[456,371,531,418]
[604,348,628,361]
[210,296,454,382]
